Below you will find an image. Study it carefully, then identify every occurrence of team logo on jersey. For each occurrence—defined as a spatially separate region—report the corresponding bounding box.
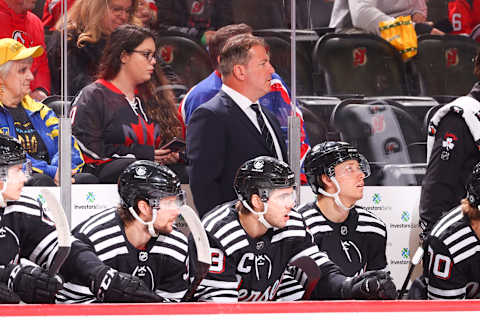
[353,47,367,67]
[253,160,264,171]
[255,241,265,251]
[133,265,155,289]
[160,45,174,64]
[135,166,147,178]
[341,240,362,263]
[445,48,459,67]
[0,127,9,136]
[238,253,272,281]
[139,251,149,262]
[441,132,457,161]
[340,225,348,236]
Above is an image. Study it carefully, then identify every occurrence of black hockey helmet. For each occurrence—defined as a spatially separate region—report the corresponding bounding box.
[467,161,480,208]
[118,160,182,208]
[0,134,26,167]
[234,156,295,203]
[304,141,370,194]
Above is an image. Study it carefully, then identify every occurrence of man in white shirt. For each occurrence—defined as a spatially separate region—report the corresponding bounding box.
[186,34,287,217]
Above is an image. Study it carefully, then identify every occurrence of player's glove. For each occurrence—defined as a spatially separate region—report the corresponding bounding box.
[341,270,397,300]
[91,267,164,303]
[0,282,20,304]
[1,264,63,303]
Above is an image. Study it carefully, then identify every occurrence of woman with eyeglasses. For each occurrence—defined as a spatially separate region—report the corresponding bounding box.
[297,141,389,278]
[70,24,183,183]
[47,0,138,96]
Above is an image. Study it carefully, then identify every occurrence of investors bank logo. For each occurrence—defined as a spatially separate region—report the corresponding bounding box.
[37,193,46,205]
[372,193,381,204]
[401,211,410,222]
[86,192,95,203]
[401,248,410,259]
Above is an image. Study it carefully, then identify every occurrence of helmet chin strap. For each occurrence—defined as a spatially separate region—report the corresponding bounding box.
[316,177,353,212]
[0,178,9,208]
[128,207,159,237]
[241,200,273,229]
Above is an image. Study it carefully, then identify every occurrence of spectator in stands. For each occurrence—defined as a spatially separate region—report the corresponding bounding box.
[448,0,480,40]
[47,0,138,96]
[134,0,157,29]
[330,0,444,36]
[71,25,182,184]
[187,33,288,216]
[179,23,309,163]
[0,0,51,101]
[42,0,75,31]
[0,38,95,186]
[155,0,232,46]
[419,51,480,234]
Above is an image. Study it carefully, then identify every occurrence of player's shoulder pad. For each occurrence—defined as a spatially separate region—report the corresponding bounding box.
[354,206,387,238]
[201,202,248,256]
[153,228,189,263]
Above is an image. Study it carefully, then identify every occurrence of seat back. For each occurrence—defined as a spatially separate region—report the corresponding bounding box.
[41,95,73,117]
[330,99,425,185]
[156,34,213,90]
[312,33,409,96]
[262,35,314,95]
[409,35,480,97]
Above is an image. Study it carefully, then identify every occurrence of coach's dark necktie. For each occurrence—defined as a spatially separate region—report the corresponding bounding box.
[250,103,277,158]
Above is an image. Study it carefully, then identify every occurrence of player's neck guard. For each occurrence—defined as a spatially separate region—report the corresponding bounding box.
[242,200,273,229]
[128,207,159,237]
[316,177,353,212]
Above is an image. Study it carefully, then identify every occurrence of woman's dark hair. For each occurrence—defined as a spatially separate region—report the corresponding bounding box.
[98,24,181,142]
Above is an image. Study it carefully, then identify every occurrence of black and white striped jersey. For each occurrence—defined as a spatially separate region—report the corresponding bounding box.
[192,201,346,302]
[0,194,59,269]
[297,202,388,277]
[58,207,189,303]
[424,206,480,299]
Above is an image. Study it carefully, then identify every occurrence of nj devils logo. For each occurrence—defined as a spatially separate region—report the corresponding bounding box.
[445,48,459,67]
[12,30,31,46]
[353,47,367,67]
[190,0,205,14]
[160,45,174,64]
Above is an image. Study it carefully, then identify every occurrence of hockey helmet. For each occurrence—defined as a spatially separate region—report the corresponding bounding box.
[467,161,480,208]
[304,141,370,194]
[234,156,295,203]
[118,160,183,209]
[0,134,26,167]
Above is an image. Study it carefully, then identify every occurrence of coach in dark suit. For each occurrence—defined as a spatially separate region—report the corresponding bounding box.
[187,34,288,217]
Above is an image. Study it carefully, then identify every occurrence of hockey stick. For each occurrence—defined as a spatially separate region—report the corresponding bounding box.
[397,246,424,299]
[274,255,322,300]
[179,205,210,302]
[289,256,322,300]
[40,189,72,276]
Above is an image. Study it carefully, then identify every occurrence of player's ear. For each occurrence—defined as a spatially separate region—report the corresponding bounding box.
[250,194,264,211]
[137,200,152,219]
